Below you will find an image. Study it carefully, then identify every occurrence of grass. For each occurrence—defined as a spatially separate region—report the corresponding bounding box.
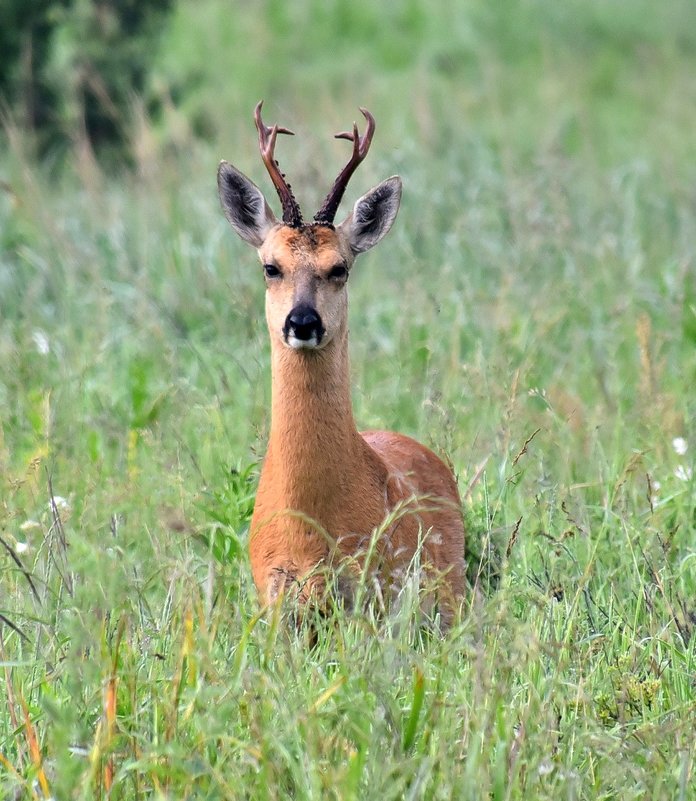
[1,0,695,798]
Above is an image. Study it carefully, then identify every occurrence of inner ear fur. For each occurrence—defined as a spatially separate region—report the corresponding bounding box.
[339,176,402,254]
[218,161,277,247]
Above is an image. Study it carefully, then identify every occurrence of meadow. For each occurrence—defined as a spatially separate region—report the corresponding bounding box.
[1,0,695,798]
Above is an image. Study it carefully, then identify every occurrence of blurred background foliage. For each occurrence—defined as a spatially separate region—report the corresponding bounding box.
[0,0,172,158]
[2,0,696,169]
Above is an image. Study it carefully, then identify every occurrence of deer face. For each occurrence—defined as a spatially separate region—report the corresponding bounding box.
[217,104,402,352]
[259,225,352,351]
[218,162,402,350]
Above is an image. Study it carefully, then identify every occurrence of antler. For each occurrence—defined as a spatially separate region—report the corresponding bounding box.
[254,101,303,227]
[314,108,376,225]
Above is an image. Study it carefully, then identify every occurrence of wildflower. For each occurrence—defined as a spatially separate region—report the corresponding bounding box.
[31,329,50,355]
[674,465,693,481]
[49,496,70,512]
[672,437,688,456]
[48,495,71,522]
[15,542,29,554]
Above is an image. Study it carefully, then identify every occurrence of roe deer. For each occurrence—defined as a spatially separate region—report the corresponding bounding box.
[218,102,465,625]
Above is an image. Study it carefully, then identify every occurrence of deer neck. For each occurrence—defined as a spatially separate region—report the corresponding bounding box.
[266,328,364,514]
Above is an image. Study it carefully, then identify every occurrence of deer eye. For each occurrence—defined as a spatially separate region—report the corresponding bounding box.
[327,264,348,280]
[263,264,282,279]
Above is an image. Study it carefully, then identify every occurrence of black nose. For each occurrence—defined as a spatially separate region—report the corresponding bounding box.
[284,304,324,343]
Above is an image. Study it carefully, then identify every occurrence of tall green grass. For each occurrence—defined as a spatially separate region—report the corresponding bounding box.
[1,0,695,798]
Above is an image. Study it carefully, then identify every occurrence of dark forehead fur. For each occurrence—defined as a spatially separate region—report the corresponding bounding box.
[284,224,338,253]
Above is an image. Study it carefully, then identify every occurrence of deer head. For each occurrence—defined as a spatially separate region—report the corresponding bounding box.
[218,102,402,351]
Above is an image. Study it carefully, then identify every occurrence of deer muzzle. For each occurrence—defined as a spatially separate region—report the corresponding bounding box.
[283,304,325,349]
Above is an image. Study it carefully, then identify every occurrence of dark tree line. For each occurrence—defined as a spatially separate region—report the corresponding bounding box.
[0,0,172,155]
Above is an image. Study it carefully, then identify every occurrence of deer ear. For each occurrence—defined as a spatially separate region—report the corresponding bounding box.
[338,176,402,254]
[218,161,277,247]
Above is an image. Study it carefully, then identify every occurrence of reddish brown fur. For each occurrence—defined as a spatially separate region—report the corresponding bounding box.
[217,143,465,623]
[250,225,465,624]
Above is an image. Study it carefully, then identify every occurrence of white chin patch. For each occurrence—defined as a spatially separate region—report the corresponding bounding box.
[286,333,321,350]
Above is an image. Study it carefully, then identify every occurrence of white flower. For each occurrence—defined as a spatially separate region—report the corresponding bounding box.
[538,760,554,776]
[31,329,50,355]
[19,519,41,532]
[672,437,688,456]
[48,496,71,521]
[15,542,29,554]
[674,465,693,481]
[49,496,70,511]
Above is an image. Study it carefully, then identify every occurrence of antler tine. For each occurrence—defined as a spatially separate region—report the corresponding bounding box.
[314,108,376,225]
[254,101,303,227]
